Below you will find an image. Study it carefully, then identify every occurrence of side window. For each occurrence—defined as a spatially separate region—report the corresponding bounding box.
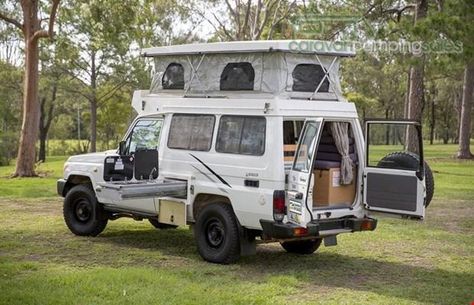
[292,64,329,93]
[220,62,255,91]
[162,63,184,89]
[216,116,266,155]
[168,114,215,151]
[126,119,163,154]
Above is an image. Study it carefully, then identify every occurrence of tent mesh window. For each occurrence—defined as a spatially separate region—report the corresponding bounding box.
[220,62,255,91]
[162,63,185,89]
[292,64,329,93]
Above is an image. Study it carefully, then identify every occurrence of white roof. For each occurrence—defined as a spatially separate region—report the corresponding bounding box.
[142,40,356,57]
[132,90,357,118]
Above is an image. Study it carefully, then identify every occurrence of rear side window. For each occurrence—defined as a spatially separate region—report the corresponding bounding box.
[216,116,265,155]
[168,114,215,151]
[220,62,255,90]
[162,63,184,89]
[292,64,329,92]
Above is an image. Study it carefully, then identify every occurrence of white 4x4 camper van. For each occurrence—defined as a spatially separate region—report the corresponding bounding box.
[58,41,434,264]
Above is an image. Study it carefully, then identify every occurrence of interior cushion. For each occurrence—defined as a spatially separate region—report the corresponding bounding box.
[318,144,355,153]
[316,152,358,162]
[319,136,355,145]
[314,160,341,169]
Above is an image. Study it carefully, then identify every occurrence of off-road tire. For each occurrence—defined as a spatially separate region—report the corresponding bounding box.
[148,218,178,229]
[63,184,108,236]
[377,151,434,207]
[195,203,240,264]
[280,238,322,254]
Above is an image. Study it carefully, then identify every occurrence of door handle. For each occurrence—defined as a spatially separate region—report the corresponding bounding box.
[288,191,303,200]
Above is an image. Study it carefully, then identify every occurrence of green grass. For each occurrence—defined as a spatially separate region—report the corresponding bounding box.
[0,143,473,304]
[0,197,472,305]
[0,156,66,198]
[44,139,117,156]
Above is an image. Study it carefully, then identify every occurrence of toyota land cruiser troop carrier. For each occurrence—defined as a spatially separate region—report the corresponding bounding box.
[58,40,434,264]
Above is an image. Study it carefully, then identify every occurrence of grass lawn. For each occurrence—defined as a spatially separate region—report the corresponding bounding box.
[0,144,473,305]
[0,156,66,198]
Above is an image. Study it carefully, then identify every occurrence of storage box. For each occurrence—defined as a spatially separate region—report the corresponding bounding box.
[313,168,356,207]
[158,199,186,226]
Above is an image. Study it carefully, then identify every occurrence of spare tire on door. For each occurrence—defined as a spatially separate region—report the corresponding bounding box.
[377,151,434,207]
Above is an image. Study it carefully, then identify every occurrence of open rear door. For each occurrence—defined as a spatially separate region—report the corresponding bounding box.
[286,118,323,226]
[363,120,425,219]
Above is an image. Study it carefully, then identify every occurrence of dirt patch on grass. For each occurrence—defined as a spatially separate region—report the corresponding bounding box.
[426,199,474,233]
[0,197,61,216]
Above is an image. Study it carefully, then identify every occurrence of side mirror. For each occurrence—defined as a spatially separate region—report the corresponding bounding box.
[118,141,126,156]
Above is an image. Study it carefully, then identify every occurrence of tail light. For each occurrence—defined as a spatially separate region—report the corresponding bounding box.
[293,227,309,236]
[360,219,376,231]
[273,190,286,222]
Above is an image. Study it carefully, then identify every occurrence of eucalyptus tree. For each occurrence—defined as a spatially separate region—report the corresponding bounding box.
[443,0,474,158]
[56,0,141,152]
[195,0,300,41]
[0,60,22,165]
[58,0,192,152]
[0,0,60,176]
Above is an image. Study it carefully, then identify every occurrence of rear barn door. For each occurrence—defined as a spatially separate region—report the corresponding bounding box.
[286,118,323,226]
[363,120,426,218]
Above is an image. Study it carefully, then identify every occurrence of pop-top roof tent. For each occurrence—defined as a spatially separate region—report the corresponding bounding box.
[141,40,355,101]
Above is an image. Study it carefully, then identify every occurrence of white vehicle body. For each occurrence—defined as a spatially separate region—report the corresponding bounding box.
[59,41,429,263]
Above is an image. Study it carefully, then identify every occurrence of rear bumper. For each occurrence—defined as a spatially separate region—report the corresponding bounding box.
[260,217,377,240]
[57,179,66,197]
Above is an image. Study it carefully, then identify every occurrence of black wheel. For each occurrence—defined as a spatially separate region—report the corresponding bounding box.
[148,218,178,229]
[195,203,240,264]
[280,238,322,254]
[377,151,435,207]
[63,184,108,236]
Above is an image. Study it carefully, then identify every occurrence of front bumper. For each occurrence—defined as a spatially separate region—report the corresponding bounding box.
[260,217,377,240]
[57,179,66,197]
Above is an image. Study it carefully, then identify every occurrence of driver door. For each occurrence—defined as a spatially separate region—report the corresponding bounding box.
[286,119,323,227]
[363,120,426,218]
[101,118,163,214]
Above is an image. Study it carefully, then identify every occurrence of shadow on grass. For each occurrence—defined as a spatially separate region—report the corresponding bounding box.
[100,226,197,257]
[97,228,473,305]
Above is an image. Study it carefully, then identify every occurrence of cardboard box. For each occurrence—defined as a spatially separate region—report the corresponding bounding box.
[313,168,356,207]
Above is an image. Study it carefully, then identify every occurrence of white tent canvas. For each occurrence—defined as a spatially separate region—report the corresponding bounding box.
[145,40,352,101]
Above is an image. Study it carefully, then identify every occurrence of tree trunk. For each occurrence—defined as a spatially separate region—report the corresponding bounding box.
[428,83,436,145]
[14,2,41,177]
[1,0,59,176]
[89,50,97,152]
[90,98,97,152]
[38,96,47,163]
[38,129,47,162]
[429,97,435,145]
[385,108,390,145]
[406,64,424,155]
[38,85,56,162]
[457,63,474,159]
[405,0,428,155]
